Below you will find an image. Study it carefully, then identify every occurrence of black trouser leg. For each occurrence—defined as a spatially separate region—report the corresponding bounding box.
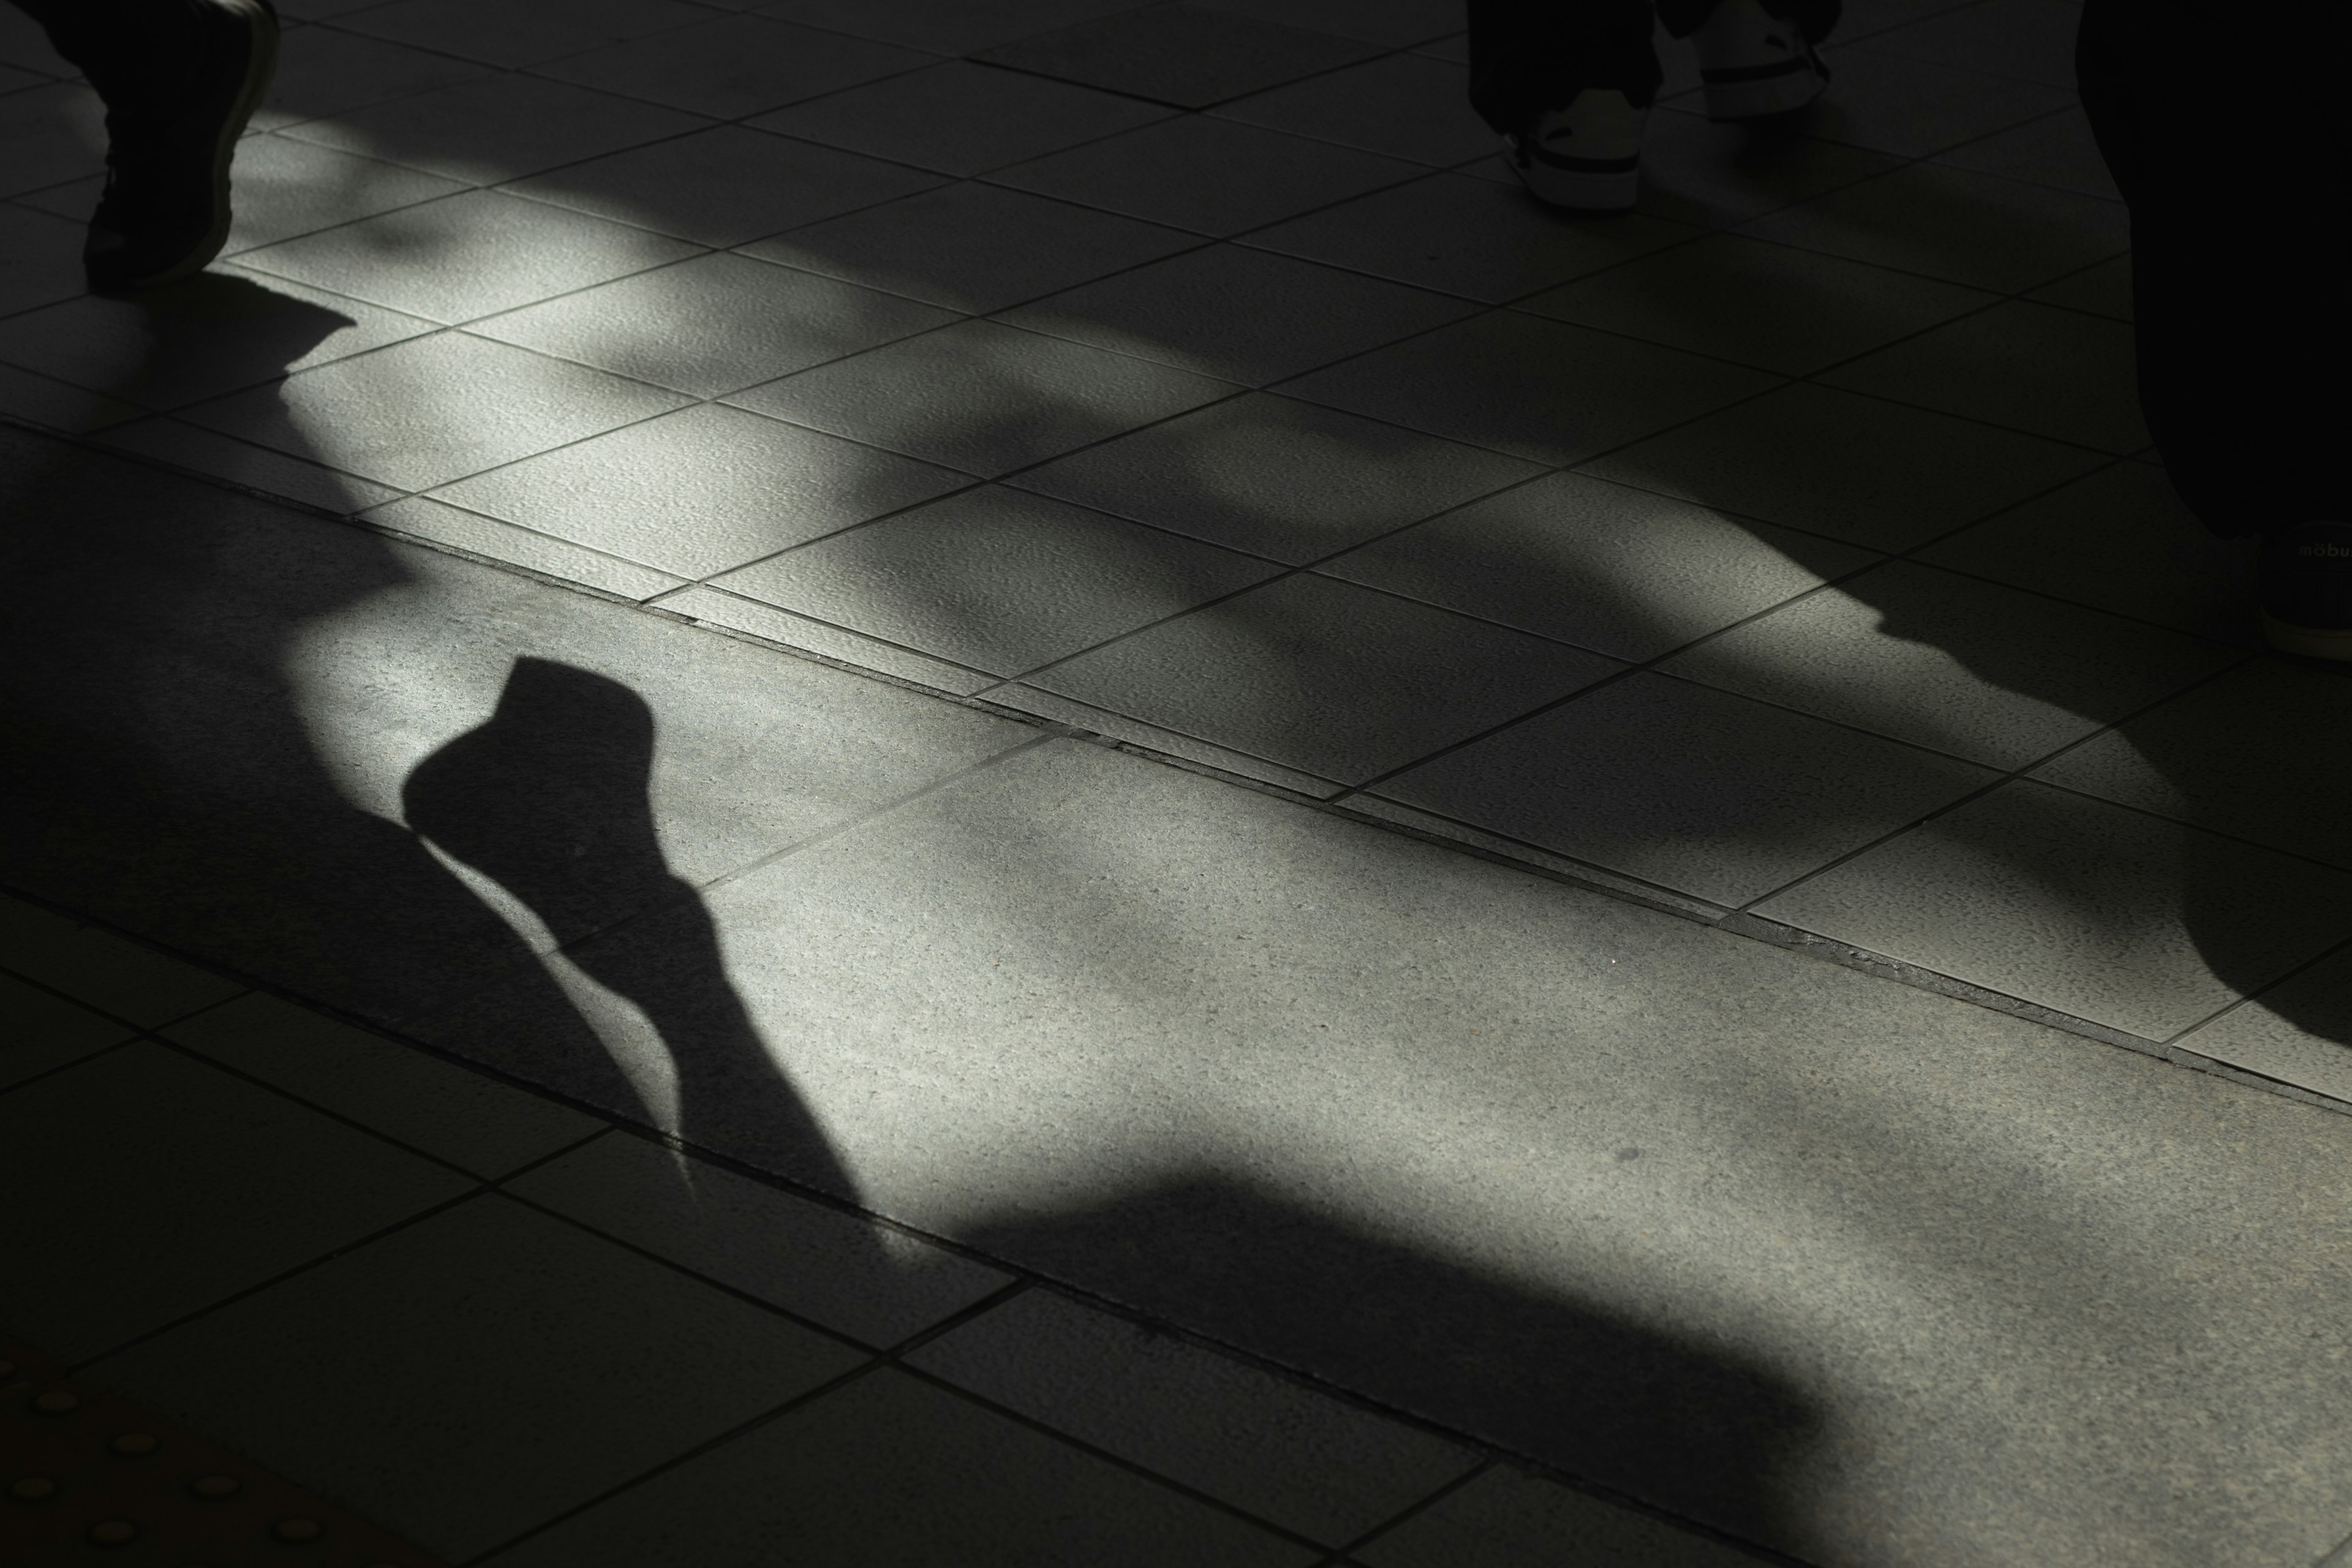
[1466,0,1843,133]
[2077,0,2352,535]
[1466,0,1662,132]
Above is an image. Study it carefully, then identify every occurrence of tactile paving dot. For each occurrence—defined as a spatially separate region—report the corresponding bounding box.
[1,1332,447,1566]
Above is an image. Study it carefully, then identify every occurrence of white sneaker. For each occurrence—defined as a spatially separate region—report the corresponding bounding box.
[1692,0,1829,122]
[1503,88,1646,212]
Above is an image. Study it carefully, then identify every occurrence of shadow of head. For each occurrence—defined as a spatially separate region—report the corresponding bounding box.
[401,657,673,931]
[962,1172,1818,1548]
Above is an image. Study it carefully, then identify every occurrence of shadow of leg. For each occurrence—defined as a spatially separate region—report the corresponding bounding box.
[402,657,852,1191]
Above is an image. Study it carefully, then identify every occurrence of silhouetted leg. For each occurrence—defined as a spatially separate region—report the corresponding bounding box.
[402,659,856,1191]
[1467,0,1664,134]
[7,0,279,290]
[1464,0,1841,131]
[2078,0,2352,537]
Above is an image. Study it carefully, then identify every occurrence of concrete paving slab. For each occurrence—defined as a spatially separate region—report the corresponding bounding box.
[509,1131,1013,1346]
[83,1194,866,1561]
[409,737,2352,1568]
[1755,780,2352,1040]
[480,1366,1316,1566]
[165,991,602,1177]
[0,967,137,1091]
[752,59,1177,176]
[910,1286,1479,1544]
[0,1044,469,1361]
[1008,390,1540,565]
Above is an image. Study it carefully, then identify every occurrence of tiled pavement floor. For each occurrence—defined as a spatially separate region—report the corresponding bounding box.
[9,0,2352,1563]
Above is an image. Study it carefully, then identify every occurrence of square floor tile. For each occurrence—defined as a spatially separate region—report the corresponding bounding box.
[1280,311,1779,467]
[282,73,712,187]
[0,1043,469,1360]
[1660,560,2241,769]
[1001,244,1477,386]
[728,317,1235,477]
[763,0,1149,55]
[1789,39,2073,157]
[1206,0,1460,43]
[1325,470,1877,660]
[236,187,699,325]
[753,59,1176,175]
[1581,382,2106,552]
[1010,391,1540,564]
[1932,107,2120,201]
[502,124,946,247]
[1822,300,2147,453]
[912,1289,1477,1544]
[654,584,1002,693]
[1377,673,1994,905]
[362,494,692,598]
[511,1133,1012,1345]
[2030,661,2352,871]
[538,13,934,119]
[1521,233,1994,375]
[480,1366,1310,1566]
[1212,51,1495,167]
[338,0,716,69]
[976,2,1378,108]
[255,26,491,128]
[0,80,104,196]
[1863,0,2080,89]
[86,1195,865,1561]
[1033,571,1620,783]
[707,484,1275,675]
[1359,1466,1769,1567]
[745,181,1202,314]
[2174,950,2352,1106]
[183,331,690,491]
[1916,464,2259,645]
[469,251,956,396]
[0,900,243,1026]
[1753,781,2352,1039]
[166,992,601,1178]
[1246,171,1700,301]
[0,361,144,434]
[1735,161,2129,294]
[0,205,87,315]
[991,682,1344,794]
[2027,254,2131,322]
[993,115,1423,237]
[429,402,970,578]
[215,133,471,252]
[0,972,136,1091]
[0,269,436,412]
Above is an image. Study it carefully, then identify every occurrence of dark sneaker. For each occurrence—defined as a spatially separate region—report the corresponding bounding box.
[1502,88,1648,213]
[2260,520,2352,658]
[1692,0,1830,123]
[85,0,280,293]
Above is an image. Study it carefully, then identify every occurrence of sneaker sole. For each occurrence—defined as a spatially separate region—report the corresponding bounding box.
[1700,59,1828,122]
[2262,615,2352,660]
[1505,141,1639,213]
[101,0,279,292]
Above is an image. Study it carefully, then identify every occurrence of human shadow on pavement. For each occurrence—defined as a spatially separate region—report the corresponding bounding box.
[0,268,1829,1562]
[967,1173,1819,1553]
[399,657,834,1168]
[0,278,858,1201]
